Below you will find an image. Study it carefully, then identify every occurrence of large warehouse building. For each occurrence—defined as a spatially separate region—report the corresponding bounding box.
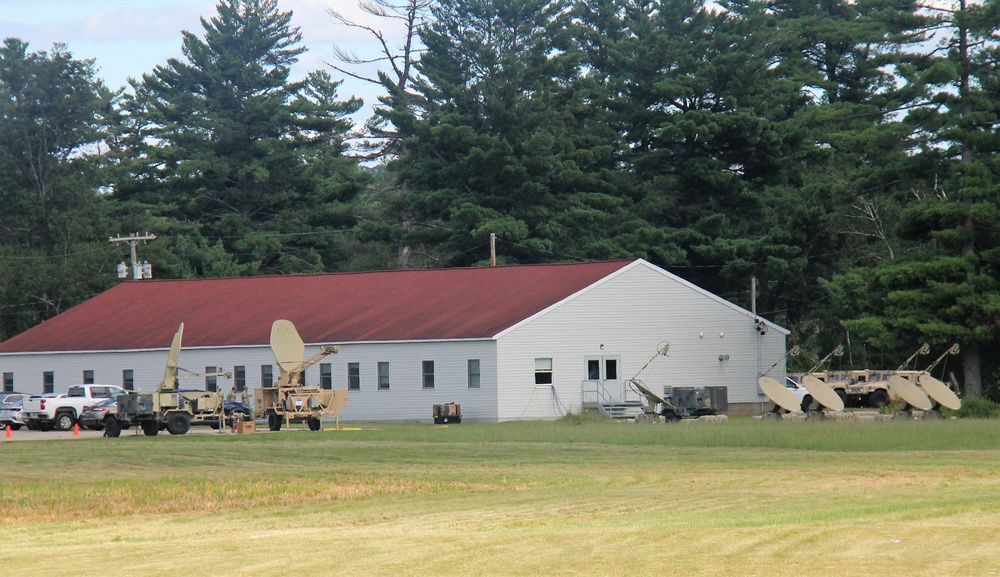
[0,259,788,421]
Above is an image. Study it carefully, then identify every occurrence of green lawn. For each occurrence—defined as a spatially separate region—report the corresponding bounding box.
[2,418,999,576]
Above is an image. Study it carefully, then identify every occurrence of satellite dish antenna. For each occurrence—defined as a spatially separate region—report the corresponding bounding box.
[800,375,844,411]
[758,376,802,412]
[887,375,933,411]
[917,374,961,410]
[271,319,306,375]
[161,323,184,390]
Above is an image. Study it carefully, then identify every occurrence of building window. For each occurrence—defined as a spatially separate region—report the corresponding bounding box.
[43,371,54,394]
[377,362,390,390]
[82,370,95,384]
[3,372,14,392]
[122,369,134,391]
[347,362,360,391]
[422,361,435,389]
[468,359,480,389]
[261,365,273,388]
[205,366,218,392]
[234,366,246,391]
[587,359,600,380]
[320,363,332,390]
[534,358,553,385]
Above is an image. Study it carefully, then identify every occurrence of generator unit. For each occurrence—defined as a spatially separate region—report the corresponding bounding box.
[663,386,728,419]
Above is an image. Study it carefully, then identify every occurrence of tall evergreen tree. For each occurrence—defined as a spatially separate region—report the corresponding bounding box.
[0,39,120,340]
[111,0,367,275]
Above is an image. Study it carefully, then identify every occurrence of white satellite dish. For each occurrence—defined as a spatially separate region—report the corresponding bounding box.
[758,376,802,413]
[917,374,961,411]
[801,375,844,411]
[887,375,933,411]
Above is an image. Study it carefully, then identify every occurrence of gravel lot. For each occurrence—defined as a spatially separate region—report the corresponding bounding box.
[1,425,257,441]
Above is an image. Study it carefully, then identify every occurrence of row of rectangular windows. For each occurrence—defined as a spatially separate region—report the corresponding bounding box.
[1,359,484,392]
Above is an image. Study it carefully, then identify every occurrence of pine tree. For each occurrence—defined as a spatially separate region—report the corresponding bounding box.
[112,0,366,275]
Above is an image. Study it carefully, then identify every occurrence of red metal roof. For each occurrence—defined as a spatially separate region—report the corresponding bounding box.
[0,260,635,353]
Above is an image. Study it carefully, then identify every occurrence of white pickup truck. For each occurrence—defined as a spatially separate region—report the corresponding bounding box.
[21,384,129,431]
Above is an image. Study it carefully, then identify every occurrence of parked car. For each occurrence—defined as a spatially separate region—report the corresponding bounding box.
[225,400,251,419]
[80,397,121,431]
[785,377,813,412]
[0,391,26,403]
[22,384,128,431]
[0,395,29,430]
[208,401,252,429]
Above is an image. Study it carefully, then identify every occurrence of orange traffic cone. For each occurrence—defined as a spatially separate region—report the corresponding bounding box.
[73,423,80,437]
[5,426,11,439]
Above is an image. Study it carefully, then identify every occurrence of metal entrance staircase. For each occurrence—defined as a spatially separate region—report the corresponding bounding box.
[582,380,645,420]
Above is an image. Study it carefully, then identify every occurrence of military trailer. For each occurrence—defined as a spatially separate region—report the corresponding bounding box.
[105,323,231,437]
[662,386,728,419]
[254,320,348,431]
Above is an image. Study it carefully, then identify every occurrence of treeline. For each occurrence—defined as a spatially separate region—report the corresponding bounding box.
[0,0,998,398]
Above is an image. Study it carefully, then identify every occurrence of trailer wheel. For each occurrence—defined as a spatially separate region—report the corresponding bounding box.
[307,417,321,431]
[141,420,159,436]
[869,389,890,408]
[105,416,122,438]
[801,395,821,412]
[167,413,191,435]
[267,412,282,432]
[55,412,75,431]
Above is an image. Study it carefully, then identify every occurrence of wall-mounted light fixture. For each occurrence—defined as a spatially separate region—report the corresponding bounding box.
[718,354,730,362]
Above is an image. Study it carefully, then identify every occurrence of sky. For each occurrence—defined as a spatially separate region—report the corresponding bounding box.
[1,0,398,124]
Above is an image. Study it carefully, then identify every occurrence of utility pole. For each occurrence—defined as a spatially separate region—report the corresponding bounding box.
[110,233,157,280]
[490,233,496,266]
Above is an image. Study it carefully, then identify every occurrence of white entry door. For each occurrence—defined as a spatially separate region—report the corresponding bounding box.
[585,356,622,403]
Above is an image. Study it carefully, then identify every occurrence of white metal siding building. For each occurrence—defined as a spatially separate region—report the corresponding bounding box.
[0,260,788,422]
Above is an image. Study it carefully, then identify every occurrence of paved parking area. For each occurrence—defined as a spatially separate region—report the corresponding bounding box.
[1,425,255,441]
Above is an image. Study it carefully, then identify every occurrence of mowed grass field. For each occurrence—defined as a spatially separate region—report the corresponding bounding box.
[2,418,1000,577]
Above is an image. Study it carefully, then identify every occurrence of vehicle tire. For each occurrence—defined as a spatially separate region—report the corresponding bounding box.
[38,422,54,432]
[0,423,6,431]
[836,389,848,407]
[869,389,890,408]
[10,424,21,431]
[26,421,38,430]
[267,411,282,432]
[307,417,321,431]
[105,416,122,438]
[141,420,159,436]
[800,395,819,412]
[660,408,681,422]
[230,410,247,426]
[55,412,75,431]
[167,413,191,435]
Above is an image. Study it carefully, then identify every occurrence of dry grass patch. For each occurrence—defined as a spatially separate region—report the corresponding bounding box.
[2,420,1000,576]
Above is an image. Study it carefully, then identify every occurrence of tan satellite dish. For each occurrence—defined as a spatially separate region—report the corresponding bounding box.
[162,323,184,390]
[271,319,306,374]
[801,375,844,411]
[887,375,933,411]
[758,376,802,412]
[917,374,961,410]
